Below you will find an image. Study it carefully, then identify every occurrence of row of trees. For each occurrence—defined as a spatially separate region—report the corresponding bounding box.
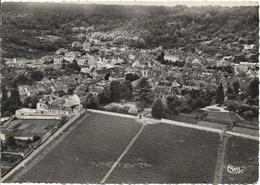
[83,77,154,110]
[151,78,259,120]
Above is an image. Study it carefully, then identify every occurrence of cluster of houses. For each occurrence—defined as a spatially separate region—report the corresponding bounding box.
[3,27,259,116]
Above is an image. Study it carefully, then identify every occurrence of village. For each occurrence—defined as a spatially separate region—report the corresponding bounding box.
[1,25,259,177]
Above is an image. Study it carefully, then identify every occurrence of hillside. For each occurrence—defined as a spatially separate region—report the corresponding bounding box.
[2,2,259,59]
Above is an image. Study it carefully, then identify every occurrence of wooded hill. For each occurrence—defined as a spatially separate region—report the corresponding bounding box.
[2,2,259,59]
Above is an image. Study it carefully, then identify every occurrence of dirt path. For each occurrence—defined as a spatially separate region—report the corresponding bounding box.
[213,133,231,184]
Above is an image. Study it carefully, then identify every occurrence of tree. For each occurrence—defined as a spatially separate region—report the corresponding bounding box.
[191,97,207,110]
[125,73,139,82]
[3,87,22,114]
[243,110,254,120]
[30,70,44,81]
[23,96,39,108]
[71,60,81,72]
[226,84,233,95]
[157,51,165,63]
[151,98,165,119]
[83,94,99,109]
[110,81,126,101]
[33,135,41,142]
[13,73,33,86]
[98,86,112,103]
[248,78,259,98]
[104,73,110,81]
[57,90,66,97]
[1,85,8,102]
[216,83,225,105]
[226,100,238,112]
[135,78,154,106]
[233,81,240,95]
[166,94,181,114]
[122,80,133,100]
[6,136,16,147]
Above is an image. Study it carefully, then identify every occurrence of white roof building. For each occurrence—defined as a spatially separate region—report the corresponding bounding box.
[63,94,81,107]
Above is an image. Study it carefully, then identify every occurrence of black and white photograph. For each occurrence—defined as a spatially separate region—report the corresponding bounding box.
[0,0,259,184]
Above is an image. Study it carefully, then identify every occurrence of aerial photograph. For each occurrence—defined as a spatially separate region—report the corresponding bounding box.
[0,0,259,184]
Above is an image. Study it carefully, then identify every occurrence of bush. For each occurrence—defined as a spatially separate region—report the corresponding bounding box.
[83,94,99,109]
[151,98,165,119]
[33,135,41,142]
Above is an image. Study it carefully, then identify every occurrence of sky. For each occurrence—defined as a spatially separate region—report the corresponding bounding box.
[1,0,259,6]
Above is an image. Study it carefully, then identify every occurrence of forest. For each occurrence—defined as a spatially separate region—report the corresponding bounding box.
[2,2,259,59]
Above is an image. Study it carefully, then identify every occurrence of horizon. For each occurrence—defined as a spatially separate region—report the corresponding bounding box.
[1,0,259,7]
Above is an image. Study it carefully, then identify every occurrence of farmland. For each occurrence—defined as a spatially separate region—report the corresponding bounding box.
[6,112,259,183]
[222,136,258,184]
[107,123,220,183]
[9,113,142,183]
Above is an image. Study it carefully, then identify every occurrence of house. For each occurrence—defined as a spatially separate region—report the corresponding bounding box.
[15,102,69,120]
[72,27,86,34]
[18,85,31,102]
[128,104,138,115]
[240,62,258,70]
[55,48,68,55]
[243,44,255,51]
[172,81,181,88]
[5,58,32,67]
[83,41,91,52]
[85,54,96,63]
[77,58,87,66]
[53,55,64,65]
[217,56,232,67]
[39,77,55,87]
[72,42,83,49]
[141,69,149,78]
[192,59,202,67]
[64,94,81,108]
[182,85,200,91]
[132,60,142,68]
[129,54,135,61]
[40,56,53,64]
[111,57,124,65]
[81,67,90,74]
[164,55,180,62]
[0,129,8,143]
[64,52,81,63]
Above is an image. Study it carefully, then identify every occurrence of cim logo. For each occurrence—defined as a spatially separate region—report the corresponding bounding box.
[227,164,246,174]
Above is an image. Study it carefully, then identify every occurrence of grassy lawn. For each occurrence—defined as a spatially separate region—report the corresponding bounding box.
[13,113,142,183]
[205,111,232,124]
[222,136,258,184]
[107,123,220,183]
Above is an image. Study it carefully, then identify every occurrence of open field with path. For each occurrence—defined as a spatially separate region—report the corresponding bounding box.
[6,111,258,183]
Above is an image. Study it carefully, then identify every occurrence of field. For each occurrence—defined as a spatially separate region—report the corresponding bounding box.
[7,112,258,183]
[2,119,61,138]
[222,136,259,184]
[10,113,142,183]
[107,123,220,183]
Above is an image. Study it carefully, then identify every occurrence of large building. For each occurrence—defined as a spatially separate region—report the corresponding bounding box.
[15,103,69,120]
